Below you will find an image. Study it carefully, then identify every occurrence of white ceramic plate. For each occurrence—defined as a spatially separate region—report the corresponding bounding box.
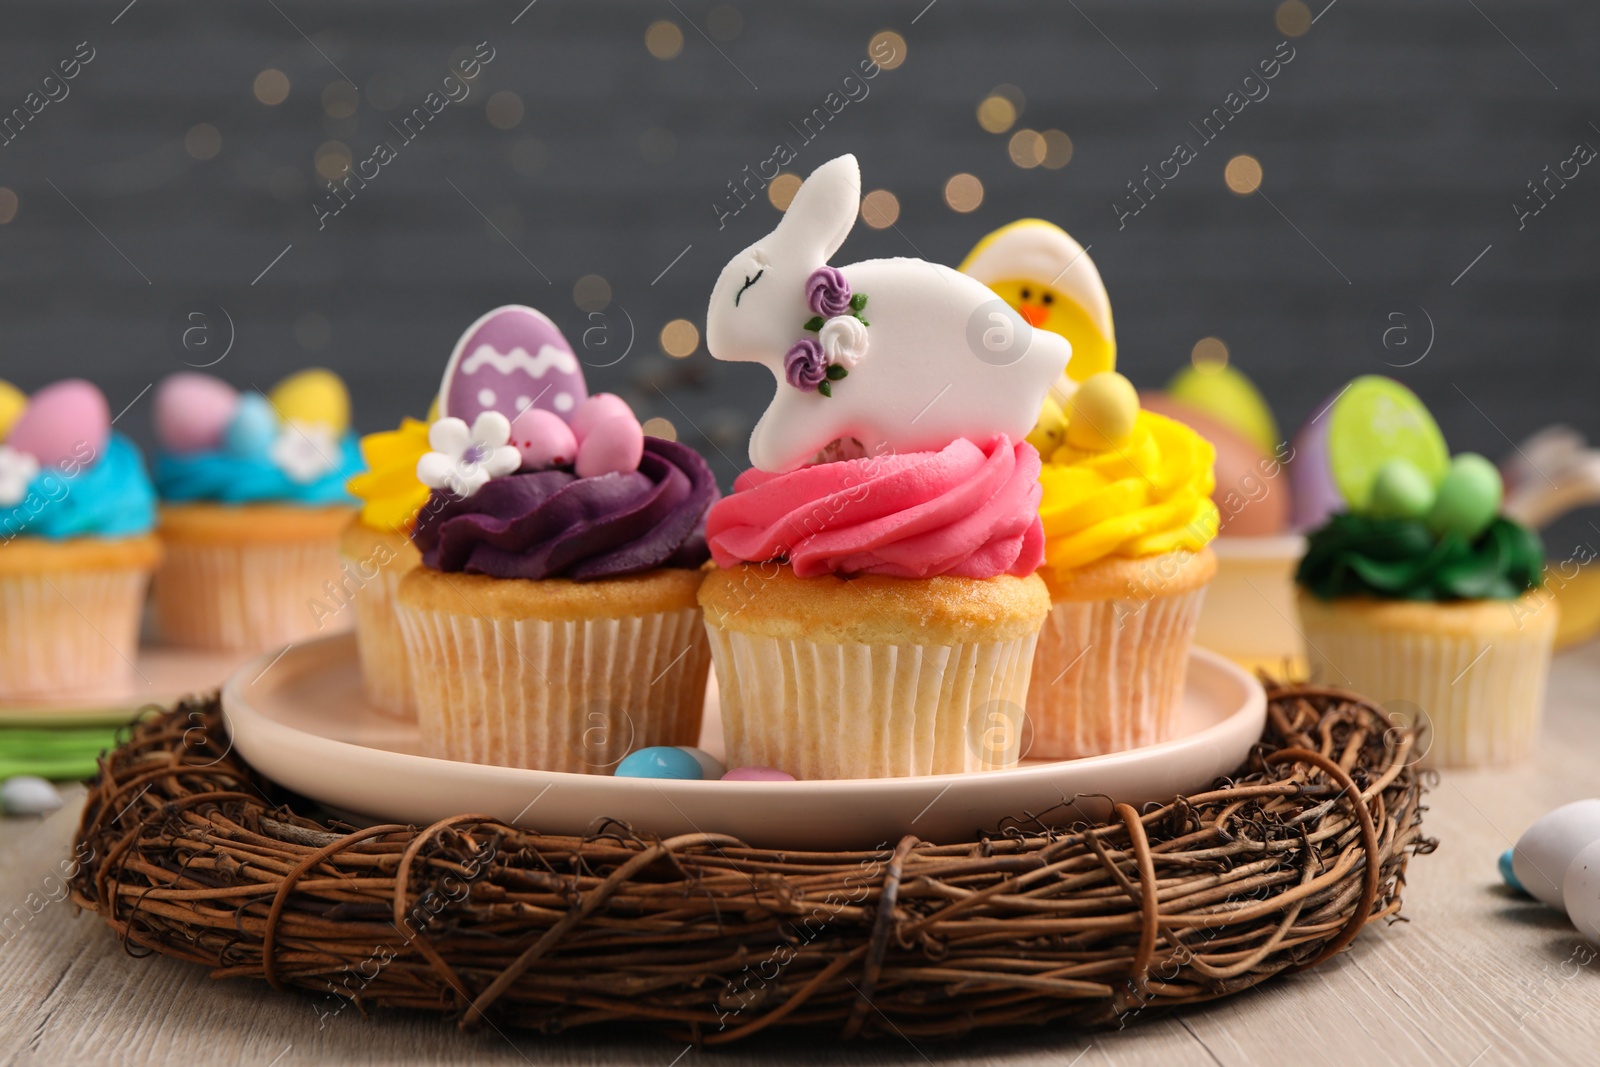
[223,634,1266,850]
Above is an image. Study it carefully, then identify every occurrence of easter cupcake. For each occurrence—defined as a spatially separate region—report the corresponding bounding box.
[393,305,719,773]
[0,379,161,702]
[1294,376,1552,767]
[699,154,1067,779]
[342,415,430,717]
[150,369,363,652]
[1028,371,1220,760]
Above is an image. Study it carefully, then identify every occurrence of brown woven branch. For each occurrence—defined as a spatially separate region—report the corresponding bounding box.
[68,684,1433,1043]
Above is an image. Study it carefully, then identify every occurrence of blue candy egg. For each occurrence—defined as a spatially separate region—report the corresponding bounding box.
[224,393,279,456]
[614,746,704,780]
[1499,847,1527,895]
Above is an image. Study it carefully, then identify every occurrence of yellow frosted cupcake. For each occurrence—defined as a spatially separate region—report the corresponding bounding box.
[341,417,429,717]
[1294,376,1552,767]
[0,379,161,702]
[150,370,362,652]
[1030,372,1219,759]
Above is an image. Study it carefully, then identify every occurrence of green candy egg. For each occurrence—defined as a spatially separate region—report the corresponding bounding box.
[1366,457,1436,520]
[1426,453,1502,540]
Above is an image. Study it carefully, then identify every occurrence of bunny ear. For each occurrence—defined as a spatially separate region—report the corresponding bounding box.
[769,154,860,264]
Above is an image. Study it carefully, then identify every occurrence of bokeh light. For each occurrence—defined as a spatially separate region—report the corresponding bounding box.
[1225,154,1263,194]
[768,173,802,211]
[573,274,612,313]
[707,5,743,42]
[0,188,17,225]
[1008,129,1046,168]
[860,189,900,229]
[1276,0,1312,37]
[322,82,358,119]
[186,124,221,161]
[868,30,906,70]
[486,91,523,129]
[641,417,678,441]
[646,20,684,59]
[943,173,984,213]
[660,319,700,358]
[1192,336,1230,373]
[314,141,351,179]
[1041,129,1073,169]
[253,69,289,105]
[976,95,1017,134]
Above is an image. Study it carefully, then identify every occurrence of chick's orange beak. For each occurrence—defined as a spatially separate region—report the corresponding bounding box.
[1017,303,1048,328]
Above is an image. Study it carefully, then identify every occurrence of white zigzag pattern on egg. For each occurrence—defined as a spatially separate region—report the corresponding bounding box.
[460,343,579,380]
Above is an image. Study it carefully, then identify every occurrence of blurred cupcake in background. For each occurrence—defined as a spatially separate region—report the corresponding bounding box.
[394,306,719,773]
[1294,376,1553,768]
[1029,371,1219,759]
[0,379,161,702]
[342,410,431,718]
[150,369,363,652]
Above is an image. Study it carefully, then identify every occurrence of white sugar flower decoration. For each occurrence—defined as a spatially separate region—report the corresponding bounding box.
[416,412,520,499]
[0,445,41,507]
[818,314,868,370]
[269,421,340,484]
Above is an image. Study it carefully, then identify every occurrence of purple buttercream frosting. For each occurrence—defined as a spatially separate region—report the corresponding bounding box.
[805,266,852,318]
[413,437,718,580]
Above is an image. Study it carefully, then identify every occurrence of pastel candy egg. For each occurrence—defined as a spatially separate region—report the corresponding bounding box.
[575,414,644,478]
[509,407,577,470]
[8,379,110,468]
[1065,371,1139,452]
[1366,457,1436,521]
[153,373,239,453]
[1513,798,1600,909]
[225,393,280,456]
[677,746,727,780]
[1499,848,1526,895]
[1426,453,1502,540]
[0,379,26,440]
[440,305,586,425]
[268,368,349,434]
[1025,396,1066,456]
[721,766,796,782]
[0,775,64,816]
[569,393,634,443]
[615,746,704,780]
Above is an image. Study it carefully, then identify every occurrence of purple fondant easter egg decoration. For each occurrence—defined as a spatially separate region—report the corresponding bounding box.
[438,305,587,426]
[9,379,111,469]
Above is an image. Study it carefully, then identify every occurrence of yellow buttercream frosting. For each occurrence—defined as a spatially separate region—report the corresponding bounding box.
[1039,410,1219,576]
[346,417,431,531]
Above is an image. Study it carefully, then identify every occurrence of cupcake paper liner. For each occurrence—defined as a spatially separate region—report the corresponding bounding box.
[340,529,420,719]
[153,537,351,652]
[705,624,1039,779]
[1298,592,1556,768]
[1026,584,1207,760]
[0,567,151,701]
[395,603,709,773]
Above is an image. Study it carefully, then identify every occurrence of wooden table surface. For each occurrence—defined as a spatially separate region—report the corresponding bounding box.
[4,648,1600,1067]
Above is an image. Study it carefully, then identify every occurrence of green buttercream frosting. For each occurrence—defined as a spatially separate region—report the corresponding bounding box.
[1296,512,1544,602]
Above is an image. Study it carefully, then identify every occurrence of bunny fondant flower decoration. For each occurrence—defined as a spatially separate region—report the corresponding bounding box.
[417,411,521,499]
[705,153,1071,472]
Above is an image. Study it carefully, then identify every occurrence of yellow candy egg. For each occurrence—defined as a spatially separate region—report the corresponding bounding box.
[426,394,440,422]
[268,368,350,433]
[1026,396,1067,456]
[0,380,26,440]
[1065,371,1139,452]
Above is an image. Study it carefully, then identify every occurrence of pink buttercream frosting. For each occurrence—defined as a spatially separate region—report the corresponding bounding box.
[706,436,1044,579]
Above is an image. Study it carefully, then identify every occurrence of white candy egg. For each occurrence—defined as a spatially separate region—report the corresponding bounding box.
[1513,799,1600,910]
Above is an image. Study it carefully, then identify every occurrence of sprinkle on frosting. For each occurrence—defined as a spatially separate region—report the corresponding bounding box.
[347,417,432,532]
[705,436,1044,580]
[1039,409,1219,577]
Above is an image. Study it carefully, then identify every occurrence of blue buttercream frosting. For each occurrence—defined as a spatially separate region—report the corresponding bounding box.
[154,433,363,505]
[0,433,157,540]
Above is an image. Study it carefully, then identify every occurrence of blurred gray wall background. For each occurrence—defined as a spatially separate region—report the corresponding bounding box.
[1,1,1596,544]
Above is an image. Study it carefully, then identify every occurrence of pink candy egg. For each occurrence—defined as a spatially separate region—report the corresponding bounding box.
[721,766,796,782]
[569,393,634,443]
[575,413,644,478]
[8,379,110,469]
[510,407,578,470]
[154,373,240,453]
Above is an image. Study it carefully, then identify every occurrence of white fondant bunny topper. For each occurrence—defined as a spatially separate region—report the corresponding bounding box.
[706,154,1070,473]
